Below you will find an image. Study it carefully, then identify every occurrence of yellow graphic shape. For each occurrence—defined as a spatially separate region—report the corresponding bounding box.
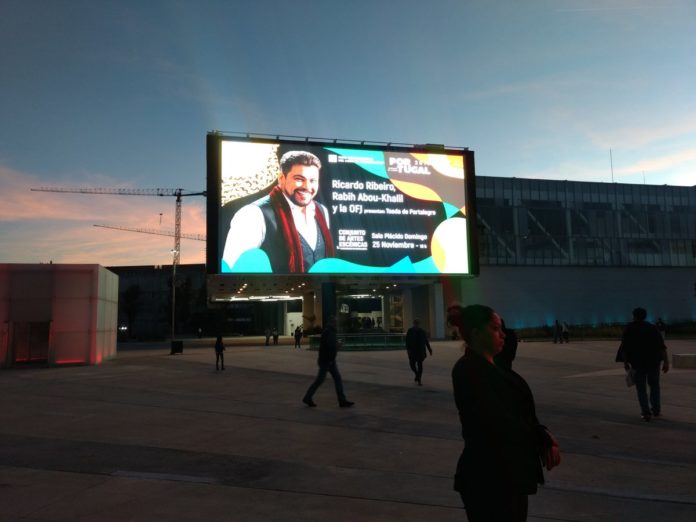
[411,153,464,179]
[431,218,469,273]
[391,179,442,203]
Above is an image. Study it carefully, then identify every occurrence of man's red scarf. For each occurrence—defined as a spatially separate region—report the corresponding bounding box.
[269,186,335,273]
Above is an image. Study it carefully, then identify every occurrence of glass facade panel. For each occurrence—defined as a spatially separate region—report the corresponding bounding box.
[476,177,696,267]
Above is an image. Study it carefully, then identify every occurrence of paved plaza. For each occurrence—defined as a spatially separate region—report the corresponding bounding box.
[1,336,695,521]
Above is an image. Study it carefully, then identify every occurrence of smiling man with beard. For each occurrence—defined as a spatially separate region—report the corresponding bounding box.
[222,150,335,273]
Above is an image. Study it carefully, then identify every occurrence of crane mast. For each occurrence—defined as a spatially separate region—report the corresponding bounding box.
[174,193,182,266]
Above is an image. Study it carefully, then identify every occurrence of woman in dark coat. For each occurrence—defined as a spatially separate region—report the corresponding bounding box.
[493,318,518,370]
[447,304,560,521]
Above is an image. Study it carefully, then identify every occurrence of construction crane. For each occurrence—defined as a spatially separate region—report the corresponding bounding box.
[31,187,206,343]
[94,224,206,242]
[31,187,206,266]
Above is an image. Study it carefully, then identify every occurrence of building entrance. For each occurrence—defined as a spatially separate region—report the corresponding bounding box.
[11,321,50,365]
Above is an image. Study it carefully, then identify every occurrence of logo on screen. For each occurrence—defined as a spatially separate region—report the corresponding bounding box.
[387,156,432,175]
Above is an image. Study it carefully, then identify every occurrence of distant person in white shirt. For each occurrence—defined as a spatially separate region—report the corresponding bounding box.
[222,150,335,273]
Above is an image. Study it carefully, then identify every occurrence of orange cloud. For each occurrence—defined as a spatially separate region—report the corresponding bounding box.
[0,165,207,266]
[616,148,696,176]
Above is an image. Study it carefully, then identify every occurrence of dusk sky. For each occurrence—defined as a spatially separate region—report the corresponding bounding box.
[2,0,695,266]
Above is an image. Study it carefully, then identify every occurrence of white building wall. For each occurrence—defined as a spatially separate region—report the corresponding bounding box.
[51,267,95,364]
[0,264,118,368]
[95,266,118,363]
[0,268,8,365]
[457,266,696,329]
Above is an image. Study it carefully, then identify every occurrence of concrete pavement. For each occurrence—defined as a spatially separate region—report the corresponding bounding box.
[1,337,695,521]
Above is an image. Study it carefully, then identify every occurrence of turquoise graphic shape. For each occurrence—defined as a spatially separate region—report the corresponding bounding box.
[310,258,375,273]
[442,201,460,218]
[325,148,388,179]
[412,256,439,273]
[224,252,447,275]
[224,248,272,273]
[384,256,416,274]
[309,256,444,275]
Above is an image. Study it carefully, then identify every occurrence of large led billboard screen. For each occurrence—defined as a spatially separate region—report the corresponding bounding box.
[207,134,478,276]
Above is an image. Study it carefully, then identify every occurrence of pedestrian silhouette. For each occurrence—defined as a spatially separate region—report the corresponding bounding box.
[405,319,432,385]
[214,335,225,371]
[617,307,669,421]
[294,326,303,349]
[302,316,354,408]
[494,318,518,370]
[447,304,561,521]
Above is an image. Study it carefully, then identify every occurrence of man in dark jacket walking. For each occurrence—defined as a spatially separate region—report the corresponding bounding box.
[302,316,354,408]
[214,335,225,371]
[405,319,433,385]
[619,307,670,421]
[294,326,303,349]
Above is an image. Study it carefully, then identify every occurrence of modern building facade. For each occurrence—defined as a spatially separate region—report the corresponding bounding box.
[108,264,208,340]
[464,177,696,329]
[475,177,695,267]
[112,177,696,339]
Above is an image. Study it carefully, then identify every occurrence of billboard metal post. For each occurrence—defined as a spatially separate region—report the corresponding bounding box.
[321,282,336,328]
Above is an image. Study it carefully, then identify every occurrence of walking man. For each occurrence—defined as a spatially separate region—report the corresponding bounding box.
[619,307,669,421]
[294,326,303,349]
[405,319,433,385]
[553,320,563,344]
[656,317,666,340]
[214,335,225,371]
[302,316,354,408]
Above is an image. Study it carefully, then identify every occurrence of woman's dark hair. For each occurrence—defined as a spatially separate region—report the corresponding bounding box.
[632,307,647,321]
[447,304,495,344]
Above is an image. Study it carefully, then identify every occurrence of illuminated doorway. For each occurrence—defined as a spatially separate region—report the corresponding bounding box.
[336,294,385,332]
[11,322,50,365]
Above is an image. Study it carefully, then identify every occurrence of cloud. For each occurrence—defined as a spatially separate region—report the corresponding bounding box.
[505,94,696,187]
[457,73,593,103]
[616,148,696,176]
[0,165,206,265]
[555,5,672,13]
[515,146,696,186]
[585,118,696,151]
